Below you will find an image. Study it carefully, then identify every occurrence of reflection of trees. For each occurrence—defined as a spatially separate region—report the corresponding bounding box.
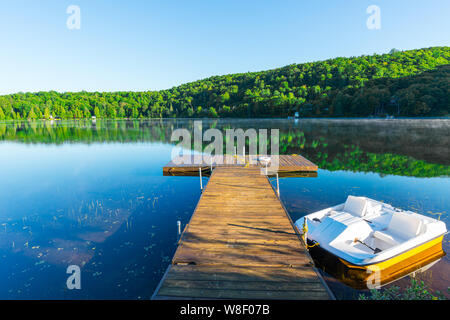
[0,119,448,178]
[0,120,175,144]
[303,142,450,178]
[278,126,450,177]
[287,119,450,166]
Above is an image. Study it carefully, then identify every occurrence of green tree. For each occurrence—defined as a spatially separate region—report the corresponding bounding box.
[44,107,51,119]
[131,107,139,119]
[0,46,448,119]
[118,106,126,118]
[94,106,101,118]
[27,108,37,120]
[208,107,218,118]
[83,108,91,118]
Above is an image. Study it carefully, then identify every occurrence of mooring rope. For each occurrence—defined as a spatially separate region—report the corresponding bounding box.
[302,219,320,249]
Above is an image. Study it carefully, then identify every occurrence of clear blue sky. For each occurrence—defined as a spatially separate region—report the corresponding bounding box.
[0,0,449,94]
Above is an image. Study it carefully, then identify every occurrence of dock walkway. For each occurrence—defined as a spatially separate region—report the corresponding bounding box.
[152,164,333,299]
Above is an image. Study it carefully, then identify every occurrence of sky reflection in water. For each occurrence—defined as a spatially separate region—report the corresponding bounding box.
[0,119,448,299]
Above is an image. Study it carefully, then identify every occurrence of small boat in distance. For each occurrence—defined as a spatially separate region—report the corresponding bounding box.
[295,196,447,288]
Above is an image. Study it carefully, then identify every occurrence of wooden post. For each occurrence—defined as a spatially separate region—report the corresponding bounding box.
[177,221,181,236]
[199,167,203,191]
[276,173,280,197]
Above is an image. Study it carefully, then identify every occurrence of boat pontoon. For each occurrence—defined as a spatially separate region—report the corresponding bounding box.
[295,196,447,288]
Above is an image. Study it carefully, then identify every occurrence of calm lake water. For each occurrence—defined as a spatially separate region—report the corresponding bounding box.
[0,119,449,299]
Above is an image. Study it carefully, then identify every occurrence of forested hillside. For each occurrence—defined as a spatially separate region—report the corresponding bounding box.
[0,46,449,120]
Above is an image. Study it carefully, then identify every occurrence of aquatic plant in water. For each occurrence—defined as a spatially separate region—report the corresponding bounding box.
[358,278,449,300]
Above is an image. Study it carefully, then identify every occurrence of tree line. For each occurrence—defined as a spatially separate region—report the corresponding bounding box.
[0,46,448,120]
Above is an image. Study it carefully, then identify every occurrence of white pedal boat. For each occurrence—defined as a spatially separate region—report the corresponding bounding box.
[294,196,447,288]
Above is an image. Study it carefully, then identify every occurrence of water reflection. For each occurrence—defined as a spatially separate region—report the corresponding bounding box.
[0,119,448,299]
[1,119,448,177]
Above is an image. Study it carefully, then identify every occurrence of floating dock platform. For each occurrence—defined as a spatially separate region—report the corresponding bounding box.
[163,154,318,177]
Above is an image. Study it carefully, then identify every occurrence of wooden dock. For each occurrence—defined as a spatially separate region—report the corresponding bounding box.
[163,154,318,176]
[152,157,334,300]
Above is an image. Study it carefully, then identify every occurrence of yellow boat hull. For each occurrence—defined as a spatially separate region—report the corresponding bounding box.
[308,235,446,289]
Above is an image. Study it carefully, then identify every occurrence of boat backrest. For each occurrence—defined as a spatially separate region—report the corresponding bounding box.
[343,196,367,217]
[365,200,382,216]
[388,211,423,239]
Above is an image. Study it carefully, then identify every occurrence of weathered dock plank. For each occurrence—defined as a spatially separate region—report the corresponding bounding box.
[152,166,333,300]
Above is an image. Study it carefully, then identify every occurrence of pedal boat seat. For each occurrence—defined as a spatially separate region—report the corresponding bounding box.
[373,211,424,247]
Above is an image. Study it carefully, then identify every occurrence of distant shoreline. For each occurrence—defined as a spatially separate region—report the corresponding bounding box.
[1,116,450,122]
